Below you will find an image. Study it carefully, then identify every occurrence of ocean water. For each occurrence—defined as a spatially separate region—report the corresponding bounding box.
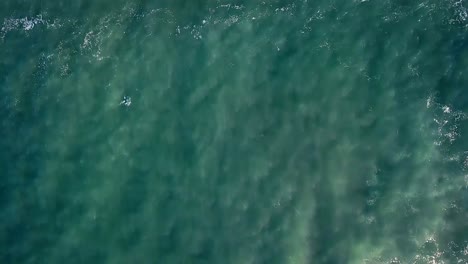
[0,1,467,263]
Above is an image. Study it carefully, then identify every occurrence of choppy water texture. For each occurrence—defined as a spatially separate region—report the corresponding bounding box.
[1,1,468,263]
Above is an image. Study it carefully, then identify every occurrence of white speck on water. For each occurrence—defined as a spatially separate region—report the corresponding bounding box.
[442,105,451,113]
[120,96,132,107]
[82,31,93,48]
[426,96,432,108]
[224,16,239,26]
[23,20,34,30]
[273,200,281,208]
[445,131,458,142]
[364,216,375,224]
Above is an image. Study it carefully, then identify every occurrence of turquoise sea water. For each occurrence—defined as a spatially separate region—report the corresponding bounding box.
[1,1,467,263]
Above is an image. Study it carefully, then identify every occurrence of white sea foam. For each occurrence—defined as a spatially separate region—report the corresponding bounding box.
[1,15,46,37]
[427,94,468,147]
[120,96,132,107]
